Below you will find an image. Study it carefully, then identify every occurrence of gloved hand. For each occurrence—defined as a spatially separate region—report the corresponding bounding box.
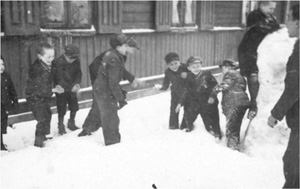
[118,100,128,110]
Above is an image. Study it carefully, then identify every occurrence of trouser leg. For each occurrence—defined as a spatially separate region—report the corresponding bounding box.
[283,129,299,188]
[200,103,221,138]
[95,95,120,146]
[225,106,248,150]
[169,95,179,129]
[247,73,259,113]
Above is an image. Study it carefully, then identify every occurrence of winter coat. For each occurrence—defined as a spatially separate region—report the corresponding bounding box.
[92,49,134,102]
[52,55,82,92]
[271,40,299,130]
[1,71,18,110]
[180,70,218,110]
[25,59,53,98]
[160,63,189,97]
[238,9,280,75]
[89,49,135,85]
[210,70,250,115]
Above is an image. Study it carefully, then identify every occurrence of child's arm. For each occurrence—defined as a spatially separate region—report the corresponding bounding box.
[159,70,170,91]
[208,73,234,104]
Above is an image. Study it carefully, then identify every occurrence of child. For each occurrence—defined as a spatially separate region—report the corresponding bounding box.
[52,44,82,135]
[208,59,250,150]
[1,56,18,151]
[159,52,189,130]
[25,42,64,147]
[238,1,280,119]
[78,35,142,137]
[80,34,139,146]
[176,56,221,138]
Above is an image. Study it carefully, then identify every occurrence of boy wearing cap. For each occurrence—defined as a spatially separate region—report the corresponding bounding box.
[238,1,280,120]
[79,34,141,145]
[159,52,189,130]
[176,56,221,138]
[52,44,82,135]
[208,59,250,150]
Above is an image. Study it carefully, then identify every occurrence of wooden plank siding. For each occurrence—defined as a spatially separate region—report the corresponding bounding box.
[122,1,155,29]
[214,1,243,27]
[1,30,244,99]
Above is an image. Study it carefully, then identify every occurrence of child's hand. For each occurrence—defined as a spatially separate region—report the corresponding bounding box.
[181,72,187,79]
[53,85,64,94]
[72,84,80,93]
[208,97,215,104]
[154,84,163,91]
[131,78,146,89]
[175,104,182,113]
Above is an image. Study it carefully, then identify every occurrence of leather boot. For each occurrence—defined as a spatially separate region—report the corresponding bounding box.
[58,122,67,135]
[67,119,79,131]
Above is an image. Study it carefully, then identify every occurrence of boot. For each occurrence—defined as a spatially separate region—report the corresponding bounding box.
[34,135,46,148]
[68,119,79,131]
[1,143,8,151]
[58,122,67,135]
[1,134,8,151]
[78,129,92,137]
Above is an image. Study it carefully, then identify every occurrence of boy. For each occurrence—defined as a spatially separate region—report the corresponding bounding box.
[238,1,280,119]
[268,4,299,188]
[208,59,250,150]
[159,52,188,130]
[80,34,139,146]
[52,44,82,135]
[78,35,142,137]
[1,56,18,151]
[25,42,64,147]
[176,56,221,138]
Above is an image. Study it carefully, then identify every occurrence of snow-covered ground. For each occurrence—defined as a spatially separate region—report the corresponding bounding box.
[1,28,297,189]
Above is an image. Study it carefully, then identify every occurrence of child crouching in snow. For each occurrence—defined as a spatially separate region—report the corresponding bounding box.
[208,59,250,150]
[159,52,189,130]
[176,56,221,139]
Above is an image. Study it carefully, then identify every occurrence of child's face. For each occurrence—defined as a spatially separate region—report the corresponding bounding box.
[0,59,4,73]
[221,66,230,74]
[167,60,180,72]
[260,2,276,15]
[117,44,127,55]
[286,10,299,38]
[126,46,136,55]
[64,55,77,63]
[38,48,55,66]
[188,62,202,75]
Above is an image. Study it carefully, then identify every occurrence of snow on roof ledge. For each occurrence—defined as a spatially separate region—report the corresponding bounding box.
[122,29,156,34]
[212,27,244,31]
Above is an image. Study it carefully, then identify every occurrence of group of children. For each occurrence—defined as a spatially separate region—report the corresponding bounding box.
[0,1,284,151]
[160,53,250,150]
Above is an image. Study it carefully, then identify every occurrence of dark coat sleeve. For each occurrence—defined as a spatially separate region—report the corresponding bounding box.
[123,68,135,83]
[271,42,299,121]
[73,59,82,85]
[7,74,18,104]
[105,56,124,102]
[160,70,171,91]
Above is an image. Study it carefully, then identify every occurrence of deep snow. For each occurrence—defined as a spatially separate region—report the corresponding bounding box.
[1,28,297,189]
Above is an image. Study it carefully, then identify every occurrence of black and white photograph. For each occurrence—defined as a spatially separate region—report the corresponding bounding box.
[1,0,299,188]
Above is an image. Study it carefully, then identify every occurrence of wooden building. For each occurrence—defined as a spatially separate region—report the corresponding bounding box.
[0,1,294,100]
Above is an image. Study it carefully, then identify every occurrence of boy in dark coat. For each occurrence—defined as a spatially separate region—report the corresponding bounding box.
[79,34,139,146]
[1,56,18,151]
[238,1,280,119]
[208,59,250,150]
[78,41,140,137]
[159,52,189,130]
[52,44,82,135]
[25,42,64,147]
[268,4,299,188]
[176,56,221,138]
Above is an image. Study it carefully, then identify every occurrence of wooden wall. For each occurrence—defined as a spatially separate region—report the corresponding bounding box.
[122,1,155,29]
[1,30,244,99]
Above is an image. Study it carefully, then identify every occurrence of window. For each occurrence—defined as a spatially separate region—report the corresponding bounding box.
[172,0,196,27]
[214,1,243,27]
[41,1,91,29]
